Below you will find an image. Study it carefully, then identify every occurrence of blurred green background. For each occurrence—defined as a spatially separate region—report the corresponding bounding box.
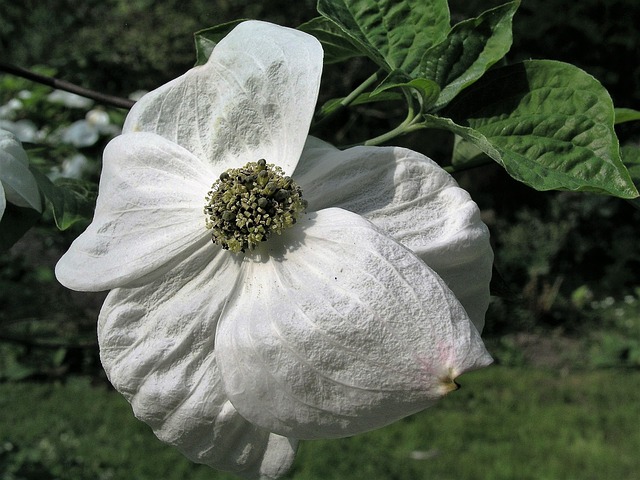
[1,0,640,479]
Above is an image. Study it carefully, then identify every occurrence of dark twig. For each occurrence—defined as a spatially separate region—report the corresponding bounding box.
[0,61,135,109]
[0,332,97,350]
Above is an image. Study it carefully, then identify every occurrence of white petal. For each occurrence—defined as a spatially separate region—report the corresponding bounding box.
[62,120,99,147]
[295,138,493,331]
[55,132,212,291]
[0,119,39,143]
[99,243,296,478]
[47,89,94,109]
[216,208,492,440]
[124,21,323,175]
[0,184,5,220]
[0,129,42,212]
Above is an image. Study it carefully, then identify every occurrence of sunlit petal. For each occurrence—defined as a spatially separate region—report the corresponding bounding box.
[99,243,296,478]
[217,208,492,439]
[55,132,212,291]
[0,185,6,219]
[296,137,493,331]
[124,21,323,176]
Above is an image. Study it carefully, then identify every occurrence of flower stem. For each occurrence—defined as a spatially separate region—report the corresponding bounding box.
[0,62,135,109]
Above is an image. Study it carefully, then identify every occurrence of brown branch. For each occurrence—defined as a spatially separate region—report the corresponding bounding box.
[0,333,97,350]
[0,61,135,110]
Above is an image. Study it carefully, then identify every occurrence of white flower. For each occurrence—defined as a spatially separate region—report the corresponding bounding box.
[49,153,93,181]
[128,89,148,101]
[47,89,94,109]
[62,120,98,147]
[0,119,41,143]
[61,108,120,148]
[17,90,32,101]
[0,129,42,221]
[0,98,23,120]
[55,21,493,479]
[85,108,110,128]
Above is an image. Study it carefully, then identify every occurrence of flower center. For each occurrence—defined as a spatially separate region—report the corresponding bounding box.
[204,159,307,253]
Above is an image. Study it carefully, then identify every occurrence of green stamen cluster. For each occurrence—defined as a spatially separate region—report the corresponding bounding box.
[204,159,307,253]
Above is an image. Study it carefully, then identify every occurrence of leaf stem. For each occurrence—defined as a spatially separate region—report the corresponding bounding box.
[363,94,424,147]
[0,62,135,109]
[311,69,383,131]
[443,157,494,174]
[363,119,420,146]
[360,82,432,146]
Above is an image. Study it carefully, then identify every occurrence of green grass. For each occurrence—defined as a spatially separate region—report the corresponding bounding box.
[2,366,639,480]
[293,366,640,480]
[0,378,228,480]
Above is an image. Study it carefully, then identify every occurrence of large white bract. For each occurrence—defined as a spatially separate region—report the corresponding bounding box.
[55,21,494,480]
[0,128,42,221]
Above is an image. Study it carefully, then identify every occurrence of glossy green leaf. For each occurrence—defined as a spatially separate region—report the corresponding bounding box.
[431,60,638,198]
[451,134,491,169]
[615,108,640,125]
[424,114,501,162]
[298,17,363,64]
[398,78,441,111]
[318,89,402,118]
[31,168,97,230]
[373,71,441,111]
[621,144,640,175]
[0,203,42,250]
[317,0,450,72]
[420,1,519,110]
[621,145,640,209]
[193,20,246,66]
[350,90,402,105]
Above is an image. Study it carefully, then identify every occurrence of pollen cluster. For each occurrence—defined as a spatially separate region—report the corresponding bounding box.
[204,159,306,253]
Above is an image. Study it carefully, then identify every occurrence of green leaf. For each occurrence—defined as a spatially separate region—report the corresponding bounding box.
[621,144,640,175]
[615,108,640,125]
[373,71,441,111]
[451,134,491,169]
[51,178,97,229]
[0,203,42,250]
[298,17,363,64]
[350,90,402,106]
[317,0,450,72]
[30,168,97,230]
[420,1,519,110]
[318,89,403,118]
[193,20,246,66]
[437,60,638,198]
[621,145,640,209]
[424,114,501,162]
[0,344,37,381]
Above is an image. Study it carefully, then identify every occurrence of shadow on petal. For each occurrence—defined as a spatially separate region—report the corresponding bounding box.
[246,213,313,263]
